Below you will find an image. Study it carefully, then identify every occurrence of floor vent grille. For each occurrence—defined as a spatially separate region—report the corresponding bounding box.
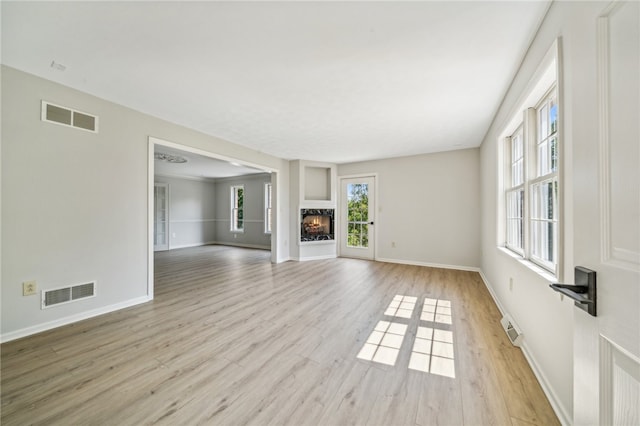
[500,314,523,347]
[42,281,96,309]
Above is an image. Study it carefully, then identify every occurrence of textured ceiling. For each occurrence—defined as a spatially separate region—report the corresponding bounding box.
[154,145,267,179]
[2,1,549,164]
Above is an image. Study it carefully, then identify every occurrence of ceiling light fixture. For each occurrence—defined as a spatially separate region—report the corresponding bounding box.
[154,152,188,163]
[230,162,242,167]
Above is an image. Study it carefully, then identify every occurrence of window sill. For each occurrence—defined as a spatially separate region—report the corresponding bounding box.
[230,230,245,234]
[497,246,557,283]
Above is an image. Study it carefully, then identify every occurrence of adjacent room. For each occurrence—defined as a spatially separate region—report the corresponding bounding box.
[2,1,639,425]
[152,145,274,253]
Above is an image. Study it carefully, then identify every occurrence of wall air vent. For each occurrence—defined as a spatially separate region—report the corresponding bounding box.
[41,101,98,133]
[500,314,523,347]
[42,281,96,309]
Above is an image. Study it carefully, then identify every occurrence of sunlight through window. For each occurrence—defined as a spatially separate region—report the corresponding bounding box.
[357,295,455,377]
[384,295,417,319]
[357,321,408,366]
[408,327,456,378]
[421,298,452,325]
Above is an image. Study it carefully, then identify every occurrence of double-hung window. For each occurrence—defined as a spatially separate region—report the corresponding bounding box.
[504,85,560,276]
[264,183,272,234]
[506,126,525,254]
[530,91,559,271]
[231,185,244,232]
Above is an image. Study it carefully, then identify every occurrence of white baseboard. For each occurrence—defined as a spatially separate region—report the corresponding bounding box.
[291,254,337,262]
[376,257,480,272]
[521,341,572,426]
[1,295,152,343]
[477,271,571,426]
[167,241,216,250]
[478,270,507,315]
[211,241,271,250]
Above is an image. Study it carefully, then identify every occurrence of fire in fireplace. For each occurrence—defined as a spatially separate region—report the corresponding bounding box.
[300,209,335,242]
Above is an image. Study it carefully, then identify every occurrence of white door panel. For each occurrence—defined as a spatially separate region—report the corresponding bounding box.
[574,3,640,425]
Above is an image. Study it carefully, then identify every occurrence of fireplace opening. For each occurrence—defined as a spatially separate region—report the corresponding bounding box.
[301,209,335,242]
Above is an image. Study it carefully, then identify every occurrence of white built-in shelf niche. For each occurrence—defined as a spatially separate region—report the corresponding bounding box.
[301,163,336,206]
[304,166,331,201]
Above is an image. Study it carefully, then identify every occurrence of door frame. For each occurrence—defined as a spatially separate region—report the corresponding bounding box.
[147,136,281,300]
[338,173,378,260]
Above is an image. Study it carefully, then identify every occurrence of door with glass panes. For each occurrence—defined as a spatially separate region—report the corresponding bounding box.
[340,177,375,259]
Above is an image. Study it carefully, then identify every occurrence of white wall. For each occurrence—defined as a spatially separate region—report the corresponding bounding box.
[479,2,614,423]
[288,161,301,260]
[214,173,272,249]
[154,176,216,249]
[338,149,481,269]
[1,66,289,340]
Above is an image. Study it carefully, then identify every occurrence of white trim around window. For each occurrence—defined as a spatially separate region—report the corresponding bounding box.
[264,182,272,234]
[499,40,562,279]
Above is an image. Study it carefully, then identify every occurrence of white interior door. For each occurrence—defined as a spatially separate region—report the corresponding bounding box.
[154,183,169,251]
[340,177,375,260]
[573,3,640,424]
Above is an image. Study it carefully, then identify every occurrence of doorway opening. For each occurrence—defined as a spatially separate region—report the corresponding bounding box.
[147,136,279,299]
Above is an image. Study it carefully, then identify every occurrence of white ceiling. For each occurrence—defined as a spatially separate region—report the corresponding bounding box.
[2,1,550,164]
[154,145,267,179]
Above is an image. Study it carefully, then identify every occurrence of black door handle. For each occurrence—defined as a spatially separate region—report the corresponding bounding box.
[549,266,596,316]
[369,221,374,225]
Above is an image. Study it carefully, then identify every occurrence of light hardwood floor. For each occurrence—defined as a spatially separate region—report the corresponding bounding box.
[1,246,559,425]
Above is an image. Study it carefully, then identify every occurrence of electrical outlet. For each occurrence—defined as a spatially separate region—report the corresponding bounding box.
[23,280,37,296]
[391,242,396,248]
[509,277,513,291]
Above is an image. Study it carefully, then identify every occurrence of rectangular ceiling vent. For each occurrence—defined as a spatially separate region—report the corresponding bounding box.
[500,314,523,347]
[41,101,98,133]
[42,281,96,309]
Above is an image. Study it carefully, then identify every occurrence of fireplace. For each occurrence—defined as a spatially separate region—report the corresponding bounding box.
[301,209,335,242]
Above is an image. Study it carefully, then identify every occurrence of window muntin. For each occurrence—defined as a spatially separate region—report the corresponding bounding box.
[504,86,559,275]
[264,183,272,234]
[231,185,244,232]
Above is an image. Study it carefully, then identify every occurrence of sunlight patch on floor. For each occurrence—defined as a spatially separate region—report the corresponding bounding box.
[408,326,456,378]
[421,298,452,325]
[357,295,455,378]
[384,294,417,319]
[357,320,408,366]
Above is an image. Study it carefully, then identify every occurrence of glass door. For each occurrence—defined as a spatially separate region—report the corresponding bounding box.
[340,177,375,259]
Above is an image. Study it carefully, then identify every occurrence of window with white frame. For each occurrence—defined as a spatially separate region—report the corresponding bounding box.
[264,182,272,234]
[531,90,559,271]
[504,85,559,275]
[230,185,244,232]
[506,126,525,254]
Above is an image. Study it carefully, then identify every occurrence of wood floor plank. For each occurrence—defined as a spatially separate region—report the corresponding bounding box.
[1,245,559,425]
